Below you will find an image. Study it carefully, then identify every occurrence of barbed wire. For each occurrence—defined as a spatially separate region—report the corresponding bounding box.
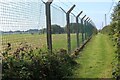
[106,0,115,15]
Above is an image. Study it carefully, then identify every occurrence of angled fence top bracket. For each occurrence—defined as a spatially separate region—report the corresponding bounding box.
[76,11,83,18]
[67,5,76,14]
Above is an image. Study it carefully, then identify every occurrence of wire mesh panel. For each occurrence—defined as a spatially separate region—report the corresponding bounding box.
[70,13,77,52]
[0,0,47,52]
[51,4,67,51]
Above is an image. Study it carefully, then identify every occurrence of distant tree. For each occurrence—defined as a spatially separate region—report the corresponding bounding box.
[64,23,82,33]
[101,25,111,34]
[27,29,39,34]
[31,33,34,35]
[39,28,46,34]
[51,24,64,34]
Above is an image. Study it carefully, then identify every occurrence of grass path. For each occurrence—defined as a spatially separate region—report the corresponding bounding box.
[73,33,115,78]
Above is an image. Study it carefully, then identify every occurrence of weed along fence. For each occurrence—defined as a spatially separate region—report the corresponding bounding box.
[0,0,97,54]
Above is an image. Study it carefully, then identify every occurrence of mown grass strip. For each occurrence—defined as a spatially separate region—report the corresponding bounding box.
[72,33,115,78]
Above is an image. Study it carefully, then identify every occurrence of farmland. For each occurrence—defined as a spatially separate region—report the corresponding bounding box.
[1,33,83,79]
[1,33,82,52]
[1,0,119,79]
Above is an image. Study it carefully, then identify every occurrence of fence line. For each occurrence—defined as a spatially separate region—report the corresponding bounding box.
[0,0,97,54]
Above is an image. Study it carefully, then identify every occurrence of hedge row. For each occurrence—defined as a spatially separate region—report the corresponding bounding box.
[101,1,120,79]
[2,42,77,79]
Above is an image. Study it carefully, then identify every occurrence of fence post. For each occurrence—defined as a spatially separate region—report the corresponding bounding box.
[87,19,90,38]
[66,5,75,53]
[45,1,53,53]
[86,19,89,39]
[89,20,93,37]
[76,11,83,47]
[81,15,86,44]
[84,17,89,40]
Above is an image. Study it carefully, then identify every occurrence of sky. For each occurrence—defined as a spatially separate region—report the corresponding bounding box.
[0,0,119,31]
[53,0,119,29]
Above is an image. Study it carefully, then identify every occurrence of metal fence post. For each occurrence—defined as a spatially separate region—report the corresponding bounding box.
[45,1,53,53]
[81,15,86,44]
[87,19,91,38]
[66,5,75,53]
[76,11,83,47]
[84,17,89,40]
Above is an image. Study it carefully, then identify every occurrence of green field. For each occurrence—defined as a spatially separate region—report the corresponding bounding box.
[72,33,116,78]
[1,33,82,52]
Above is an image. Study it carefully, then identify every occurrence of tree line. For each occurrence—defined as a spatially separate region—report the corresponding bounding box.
[1,23,83,35]
[40,23,83,34]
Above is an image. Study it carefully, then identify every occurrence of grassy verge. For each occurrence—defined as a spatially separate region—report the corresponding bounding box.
[72,33,115,78]
[1,33,79,52]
